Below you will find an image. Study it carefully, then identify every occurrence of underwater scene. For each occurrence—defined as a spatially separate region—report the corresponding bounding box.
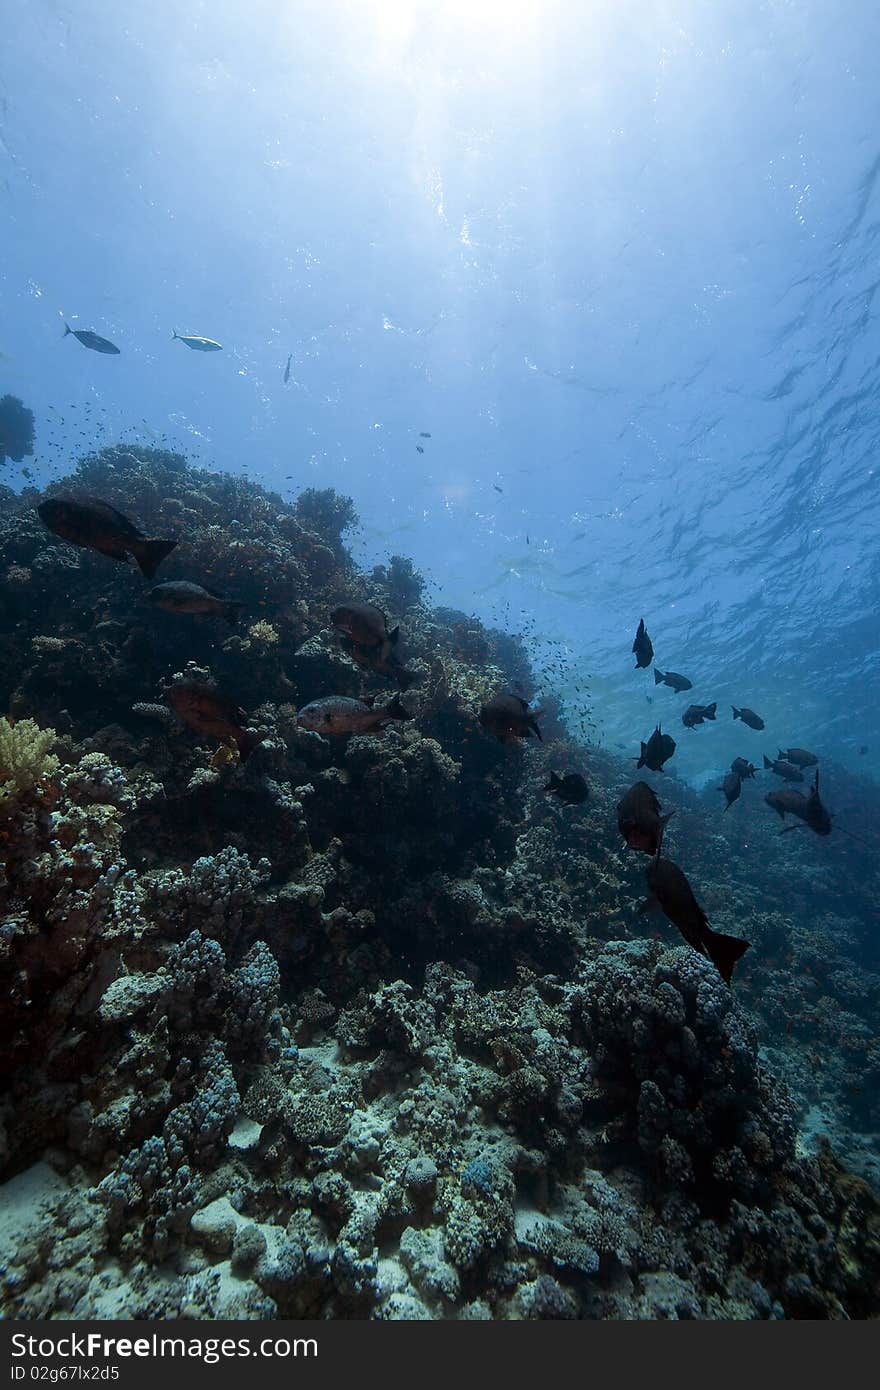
[1,0,879,1321]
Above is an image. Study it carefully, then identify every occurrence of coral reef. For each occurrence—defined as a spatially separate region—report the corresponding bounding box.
[0,445,878,1321]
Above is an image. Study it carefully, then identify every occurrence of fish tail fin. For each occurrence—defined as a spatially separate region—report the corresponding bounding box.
[732,706,741,720]
[545,772,561,791]
[654,668,663,685]
[706,703,717,719]
[763,754,773,769]
[636,742,646,768]
[63,322,71,337]
[171,330,179,340]
[705,929,750,985]
[387,692,412,722]
[130,537,178,580]
[531,718,543,742]
[389,625,400,645]
[660,811,676,832]
[224,601,243,626]
[236,729,265,762]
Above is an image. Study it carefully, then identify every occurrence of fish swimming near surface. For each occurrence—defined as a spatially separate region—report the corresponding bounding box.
[641,852,750,984]
[617,781,674,854]
[731,757,757,779]
[632,617,653,669]
[479,693,542,743]
[416,445,424,454]
[147,581,241,625]
[63,323,120,354]
[777,747,818,768]
[544,771,588,805]
[37,496,177,579]
[283,353,292,384]
[763,754,804,782]
[718,769,742,811]
[167,680,264,761]
[766,769,832,836]
[682,702,716,728]
[732,706,764,730]
[859,745,868,756]
[654,668,692,692]
[171,331,223,351]
[636,725,676,772]
[420,432,431,438]
[297,693,411,737]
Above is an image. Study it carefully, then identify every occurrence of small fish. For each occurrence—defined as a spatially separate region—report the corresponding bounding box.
[718,769,742,811]
[297,693,411,736]
[617,781,674,854]
[654,668,692,692]
[167,680,264,760]
[859,745,869,756]
[479,693,542,743]
[732,706,764,730]
[731,757,757,779]
[636,725,676,772]
[171,331,223,351]
[419,432,431,438]
[283,353,292,384]
[416,445,424,454]
[632,618,653,669]
[777,747,818,768]
[63,323,120,354]
[37,496,177,578]
[763,754,804,783]
[147,580,241,625]
[493,484,503,493]
[544,771,588,805]
[641,855,750,985]
[682,702,717,729]
[765,769,832,836]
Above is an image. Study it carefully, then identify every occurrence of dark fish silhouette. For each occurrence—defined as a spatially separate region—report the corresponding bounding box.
[479,694,542,743]
[63,322,120,354]
[283,353,292,384]
[777,747,818,768]
[654,668,692,692]
[732,706,764,730]
[763,754,804,783]
[731,757,757,779]
[766,769,831,836]
[416,445,424,454]
[718,770,742,810]
[37,496,177,578]
[420,432,431,438]
[331,601,417,690]
[167,680,264,761]
[147,581,241,625]
[632,617,653,669]
[493,484,503,493]
[297,693,410,736]
[859,745,868,755]
[682,702,716,728]
[617,781,673,854]
[636,725,676,772]
[641,835,749,984]
[544,771,588,805]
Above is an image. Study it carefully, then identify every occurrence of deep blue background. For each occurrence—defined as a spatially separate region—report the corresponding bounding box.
[3,0,879,781]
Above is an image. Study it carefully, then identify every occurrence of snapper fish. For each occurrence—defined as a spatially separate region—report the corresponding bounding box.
[479,694,542,743]
[63,322,120,354]
[632,617,653,669]
[147,581,241,625]
[732,706,764,730]
[654,668,692,692]
[641,830,750,985]
[166,680,264,761]
[718,769,742,811]
[636,725,676,772]
[37,495,177,579]
[731,757,757,779]
[617,781,674,854]
[765,769,832,836]
[297,693,411,736]
[682,702,716,728]
[330,600,417,690]
[171,331,223,351]
[777,747,818,768]
[763,754,804,783]
[544,771,589,805]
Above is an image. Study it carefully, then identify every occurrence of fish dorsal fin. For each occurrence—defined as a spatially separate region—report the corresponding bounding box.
[389,625,400,644]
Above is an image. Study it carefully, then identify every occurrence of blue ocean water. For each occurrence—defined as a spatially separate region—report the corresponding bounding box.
[3,0,880,779]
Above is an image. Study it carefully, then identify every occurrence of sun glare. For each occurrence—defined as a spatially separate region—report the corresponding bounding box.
[369,0,542,49]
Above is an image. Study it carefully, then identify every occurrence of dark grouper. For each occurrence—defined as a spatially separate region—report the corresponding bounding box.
[297,693,411,736]
[641,856,750,984]
[38,496,177,579]
[617,781,674,854]
[166,680,264,761]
